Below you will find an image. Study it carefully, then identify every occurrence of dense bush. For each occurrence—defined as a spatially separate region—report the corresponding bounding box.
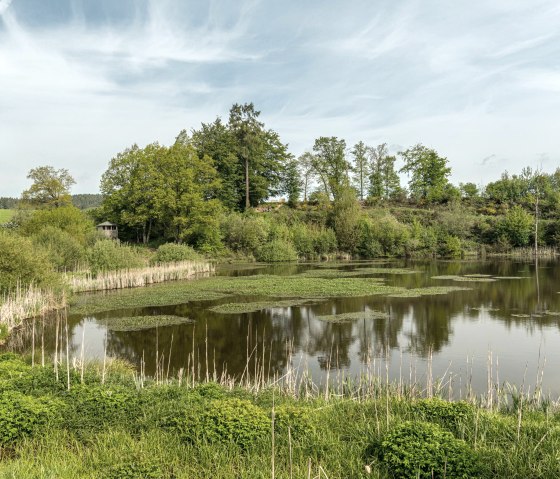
[256,239,298,262]
[357,214,409,257]
[153,243,201,263]
[377,421,483,478]
[174,398,269,449]
[0,230,58,293]
[18,206,94,245]
[0,391,63,446]
[498,206,534,247]
[410,398,475,433]
[222,213,269,253]
[291,223,337,258]
[87,240,145,274]
[32,226,86,271]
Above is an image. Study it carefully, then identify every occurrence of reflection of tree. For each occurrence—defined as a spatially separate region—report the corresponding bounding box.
[5,259,560,382]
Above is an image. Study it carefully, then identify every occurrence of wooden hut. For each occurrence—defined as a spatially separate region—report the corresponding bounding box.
[96,221,118,239]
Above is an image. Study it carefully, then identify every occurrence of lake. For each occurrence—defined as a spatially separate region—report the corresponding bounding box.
[5,259,560,398]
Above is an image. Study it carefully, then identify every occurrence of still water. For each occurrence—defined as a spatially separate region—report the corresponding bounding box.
[6,260,560,396]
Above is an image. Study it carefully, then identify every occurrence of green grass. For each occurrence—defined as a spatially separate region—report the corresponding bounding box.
[1,354,560,478]
[0,209,14,224]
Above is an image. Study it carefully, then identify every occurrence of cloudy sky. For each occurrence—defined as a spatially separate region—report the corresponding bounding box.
[1,0,560,196]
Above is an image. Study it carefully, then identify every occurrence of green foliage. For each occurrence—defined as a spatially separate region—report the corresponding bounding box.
[106,461,162,479]
[330,186,361,253]
[18,206,94,245]
[0,391,63,446]
[357,213,410,257]
[312,136,351,200]
[438,235,463,258]
[0,230,58,293]
[87,240,145,274]
[222,213,269,253]
[256,239,298,262]
[377,421,483,478]
[153,243,201,263]
[274,404,315,440]
[175,398,269,449]
[283,157,302,207]
[351,141,370,201]
[399,144,452,202]
[498,205,534,247]
[368,143,402,201]
[21,166,75,208]
[410,399,475,433]
[64,384,140,435]
[32,226,86,271]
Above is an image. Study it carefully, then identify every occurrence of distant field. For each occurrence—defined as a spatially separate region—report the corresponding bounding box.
[0,209,15,224]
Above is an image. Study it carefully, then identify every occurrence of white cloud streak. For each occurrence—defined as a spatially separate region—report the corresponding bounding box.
[1,0,560,195]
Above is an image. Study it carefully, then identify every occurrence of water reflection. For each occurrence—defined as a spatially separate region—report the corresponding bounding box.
[4,259,560,395]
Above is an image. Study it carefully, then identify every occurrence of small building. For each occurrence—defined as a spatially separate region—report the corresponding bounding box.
[96,221,118,239]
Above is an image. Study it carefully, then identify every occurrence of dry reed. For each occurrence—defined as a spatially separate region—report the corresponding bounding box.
[66,260,215,293]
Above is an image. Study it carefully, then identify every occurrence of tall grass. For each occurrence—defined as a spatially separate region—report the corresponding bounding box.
[66,260,215,293]
[0,285,65,335]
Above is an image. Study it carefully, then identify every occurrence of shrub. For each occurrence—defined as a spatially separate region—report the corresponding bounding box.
[377,421,482,479]
[0,230,58,293]
[314,228,338,255]
[256,239,298,262]
[87,240,145,274]
[498,206,534,247]
[438,235,462,258]
[64,384,140,435]
[0,391,63,446]
[222,213,269,254]
[18,206,94,245]
[106,461,162,479]
[410,399,475,433]
[153,243,201,263]
[274,404,315,440]
[32,226,86,271]
[174,398,269,449]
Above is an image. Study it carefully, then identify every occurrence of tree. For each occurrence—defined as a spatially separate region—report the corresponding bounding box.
[399,144,451,202]
[21,166,75,208]
[101,141,224,247]
[351,141,369,201]
[368,143,401,200]
[329,186,361,253]
[228,103,290,210]
[298,152,315,202]
[311,137,351,200]
[190,120,242,211]
[283,157,302,207]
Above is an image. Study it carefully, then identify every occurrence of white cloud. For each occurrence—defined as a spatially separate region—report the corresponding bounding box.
[2,0,560,195]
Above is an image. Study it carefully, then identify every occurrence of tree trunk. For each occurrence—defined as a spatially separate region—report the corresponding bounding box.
[245,157,250,210]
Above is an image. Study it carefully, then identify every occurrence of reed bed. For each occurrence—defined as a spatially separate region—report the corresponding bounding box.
[66,260,215,293]
[488,246,558,258]
[0,285,65,335]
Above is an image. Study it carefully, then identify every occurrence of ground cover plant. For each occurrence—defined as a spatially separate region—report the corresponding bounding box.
[0,209,15,224]
[0,353,560,478]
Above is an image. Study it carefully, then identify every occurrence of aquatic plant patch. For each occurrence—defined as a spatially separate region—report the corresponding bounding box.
[315,310,390,323]
[432,275,497,282]
[103,315,194,331]
[209,299,322,314]
[387,286,471,298]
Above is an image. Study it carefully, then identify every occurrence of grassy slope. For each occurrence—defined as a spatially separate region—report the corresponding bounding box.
[1,355,559,479]
[0,209,14,224]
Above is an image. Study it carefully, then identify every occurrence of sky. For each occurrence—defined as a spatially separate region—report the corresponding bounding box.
[1,0,560,196]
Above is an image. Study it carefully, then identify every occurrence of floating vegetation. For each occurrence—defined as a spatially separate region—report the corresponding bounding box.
[545,311,560,317]
[70,285,232,315]
[511,314,531,318]
[464,274,493,278]
[492,276,530,280]
[388,286,471,298]
[432,275,497,283]
[315,261,388,268]
[470,307,500,312]
[299,267,418,278]
[103,315,194,331]
[209,299,322,314]
[316,310,390,323]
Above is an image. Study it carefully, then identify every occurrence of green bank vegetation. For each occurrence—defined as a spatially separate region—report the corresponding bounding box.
[0,352,559,478]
